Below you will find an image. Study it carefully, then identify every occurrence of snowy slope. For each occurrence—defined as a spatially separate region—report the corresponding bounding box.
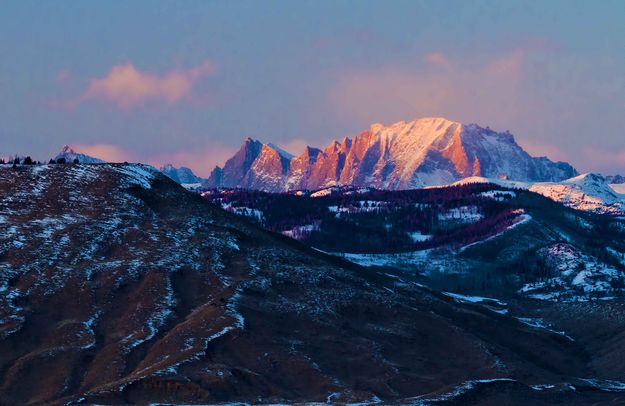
[529,173,625,215]
[610,183,625,194]
[519,243,625,301]
[454,173,625,215]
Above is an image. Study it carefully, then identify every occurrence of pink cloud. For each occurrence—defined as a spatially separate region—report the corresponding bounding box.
[517,139,568,162]
[328,47,546,141]
[56,69,71,82]
[424,52,451,69]
[485,49,525,76]
[73,144,134,162]
[62,61,216,110]
[147,144,237,178]
[68,142,235,177]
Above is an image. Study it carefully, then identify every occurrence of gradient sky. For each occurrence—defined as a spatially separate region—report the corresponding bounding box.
[1,1,624,176]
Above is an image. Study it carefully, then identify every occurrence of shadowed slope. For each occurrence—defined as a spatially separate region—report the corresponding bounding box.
[0,164,614,405]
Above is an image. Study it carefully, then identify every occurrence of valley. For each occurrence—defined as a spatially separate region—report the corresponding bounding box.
[1,163,625,404]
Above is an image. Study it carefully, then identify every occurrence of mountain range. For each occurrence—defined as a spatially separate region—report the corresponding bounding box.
[205,117,578,192]
[3,139,625,404]
[38,116,625,216]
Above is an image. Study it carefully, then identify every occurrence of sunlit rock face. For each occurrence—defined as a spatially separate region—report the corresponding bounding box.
[241,143,291,190]
[206,117,578,192]
[218,137,264,188]
[285,146,322,190]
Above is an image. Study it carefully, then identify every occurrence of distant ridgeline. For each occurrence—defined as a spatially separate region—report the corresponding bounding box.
[203,182,625,302]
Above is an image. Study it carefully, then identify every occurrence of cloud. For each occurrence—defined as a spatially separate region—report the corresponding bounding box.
[329,49,530,129]
[73,144,134,162]
[516,139,568,162]
[424,52,451,69]
[68,142,235,177]
[62,61,216,110]
[147,144,237,178]
[56,69,71,82]
[485,49,525,76]
[324,44,623,167]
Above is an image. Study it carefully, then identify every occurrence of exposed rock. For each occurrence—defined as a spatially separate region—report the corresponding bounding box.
[206,117,577,191]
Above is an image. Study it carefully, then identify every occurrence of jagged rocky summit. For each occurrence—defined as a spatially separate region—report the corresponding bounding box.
[205,117,578,192]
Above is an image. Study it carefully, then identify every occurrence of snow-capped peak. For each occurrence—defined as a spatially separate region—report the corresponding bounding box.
[54,145,105,164]
[545,173,620,202]
[530,173,623,214]
[564,172,607,185]
[453,172,625,215]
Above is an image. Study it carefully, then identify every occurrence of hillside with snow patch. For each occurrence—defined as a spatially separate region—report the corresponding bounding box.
[6,163,615,404]
[455,173,625,215]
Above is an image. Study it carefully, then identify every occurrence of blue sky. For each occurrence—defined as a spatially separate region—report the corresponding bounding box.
[1,1,624,175]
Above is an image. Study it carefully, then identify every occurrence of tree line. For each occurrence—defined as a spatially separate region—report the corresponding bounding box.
[1,156,82,166]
